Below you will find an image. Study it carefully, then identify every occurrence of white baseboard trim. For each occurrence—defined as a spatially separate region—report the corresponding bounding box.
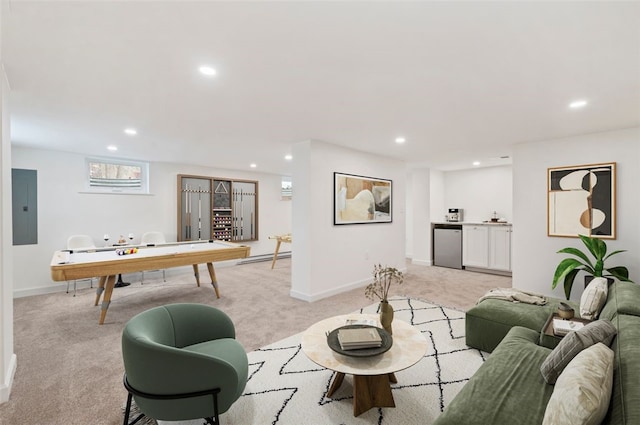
[463,266,512,276]
[411,258,433,266]
[290,277,371,302]
[0,353,17,404]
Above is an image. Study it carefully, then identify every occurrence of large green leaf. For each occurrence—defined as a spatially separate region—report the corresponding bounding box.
[579,234,606,260]
[552,258,586,288]
[603,249,627,261]
[605,266,633,282]
[557,247,594,269]
[563,269,580,300]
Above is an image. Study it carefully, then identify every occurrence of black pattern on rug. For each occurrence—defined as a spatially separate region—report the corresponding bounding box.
[156,297,487,425]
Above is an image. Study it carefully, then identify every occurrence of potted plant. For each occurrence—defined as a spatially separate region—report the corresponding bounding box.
[552,234,632,300]
[365,264,404,334]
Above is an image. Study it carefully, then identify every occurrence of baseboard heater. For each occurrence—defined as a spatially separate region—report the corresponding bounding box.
[238,251,291,265]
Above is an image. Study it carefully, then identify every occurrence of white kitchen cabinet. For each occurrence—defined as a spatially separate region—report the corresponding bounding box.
[488,226,512,271]
[463,224,512,273]
[463,225,489,268]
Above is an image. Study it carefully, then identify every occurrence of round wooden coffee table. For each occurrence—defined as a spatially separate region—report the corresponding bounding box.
[301,314,427,416]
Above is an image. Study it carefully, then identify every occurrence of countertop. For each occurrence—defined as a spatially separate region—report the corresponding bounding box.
[432,221,512,226]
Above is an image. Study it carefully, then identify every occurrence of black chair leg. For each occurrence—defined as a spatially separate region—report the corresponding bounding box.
[123,392,146,425]
[123,393,133,425]
[204,391,220,424]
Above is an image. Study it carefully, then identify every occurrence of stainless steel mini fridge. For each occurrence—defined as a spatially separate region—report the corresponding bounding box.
[433,225,463,269]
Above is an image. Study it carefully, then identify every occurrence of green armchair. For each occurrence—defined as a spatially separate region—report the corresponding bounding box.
[121,303,248,425]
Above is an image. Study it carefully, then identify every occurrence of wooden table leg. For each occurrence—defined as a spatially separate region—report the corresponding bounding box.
[192,264,201,287]
[98,275,117,325]
[206,262,220,298]
[326,372,345,398]
[271,240,282,269]
[352,374,395,417]
[94,276,107,306]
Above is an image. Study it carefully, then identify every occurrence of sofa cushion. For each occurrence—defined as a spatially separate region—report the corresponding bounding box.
[580,277,608,320]
[542,343,614,425]
[540,319,617,384]
[434,326,554,425]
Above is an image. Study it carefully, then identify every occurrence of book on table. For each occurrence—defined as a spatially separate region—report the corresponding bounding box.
[337,327,382,350]
[552,318,585,336]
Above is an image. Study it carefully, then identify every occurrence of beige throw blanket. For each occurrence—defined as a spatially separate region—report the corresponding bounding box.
[477,288,548,305]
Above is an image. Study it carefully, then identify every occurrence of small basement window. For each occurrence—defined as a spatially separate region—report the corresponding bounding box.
[281,177,292,200]
[85,157,149,194]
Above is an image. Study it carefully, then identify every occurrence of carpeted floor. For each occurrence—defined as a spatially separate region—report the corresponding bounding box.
[0,259,510,424]
[157,297,489,425]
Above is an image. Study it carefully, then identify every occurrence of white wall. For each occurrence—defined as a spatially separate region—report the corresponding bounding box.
[443,165,513,223]
[410,168,431,265]
[406,168,444,261]
[513,127,640,300]
[291,140,406,301]
[1,18,17,401]
[405,169,413,258]
[11,146,292,297]
[429,169,445,220]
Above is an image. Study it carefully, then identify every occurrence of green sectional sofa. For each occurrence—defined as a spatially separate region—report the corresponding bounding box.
[434,281,640,425]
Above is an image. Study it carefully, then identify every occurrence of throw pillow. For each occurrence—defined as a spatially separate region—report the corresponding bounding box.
[580,277,608,320]
[540,319,617,384]
[542,343,614,425]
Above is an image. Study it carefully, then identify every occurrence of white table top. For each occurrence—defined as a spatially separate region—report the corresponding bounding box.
[51,239,238,266]
[301,314,427,376]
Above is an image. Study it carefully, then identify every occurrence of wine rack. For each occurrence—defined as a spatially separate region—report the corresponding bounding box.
[178,175,258,242]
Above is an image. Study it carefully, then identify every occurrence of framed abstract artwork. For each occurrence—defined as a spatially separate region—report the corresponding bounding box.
[334,172,392,225]
[547,162,616,239]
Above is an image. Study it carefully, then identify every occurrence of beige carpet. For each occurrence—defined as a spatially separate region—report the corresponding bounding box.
[0,259,510,425]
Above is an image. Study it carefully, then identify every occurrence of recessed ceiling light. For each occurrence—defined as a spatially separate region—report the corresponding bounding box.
[199,66,217,77]
[395,137,406,144]
[124,128,137,136]
[285,154,293,161]
[250,163,257,168]
[473,161,480,166]
[107,145,118,151]
[569,100,588,109]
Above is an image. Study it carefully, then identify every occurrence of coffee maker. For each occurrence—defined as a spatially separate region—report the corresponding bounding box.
[447,208,464,222]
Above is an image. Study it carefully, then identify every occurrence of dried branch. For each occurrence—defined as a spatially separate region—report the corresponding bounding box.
[365,264,404,301]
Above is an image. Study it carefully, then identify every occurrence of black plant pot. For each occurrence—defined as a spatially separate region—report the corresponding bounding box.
[584,275,615,289]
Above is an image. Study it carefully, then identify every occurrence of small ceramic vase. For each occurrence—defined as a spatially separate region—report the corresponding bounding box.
[379,299,394,335]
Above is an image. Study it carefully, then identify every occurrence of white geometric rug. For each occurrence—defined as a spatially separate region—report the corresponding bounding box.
[157,297,488,425]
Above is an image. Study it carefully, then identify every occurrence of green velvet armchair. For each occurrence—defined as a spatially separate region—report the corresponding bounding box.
[121,303,248,425]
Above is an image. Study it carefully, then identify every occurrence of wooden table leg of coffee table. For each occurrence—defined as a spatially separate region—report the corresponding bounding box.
[389,372,397,384]
[353,374,395,417]
[326,372,345,398]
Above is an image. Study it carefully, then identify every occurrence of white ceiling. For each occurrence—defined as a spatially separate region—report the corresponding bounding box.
[4,1,640,176]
